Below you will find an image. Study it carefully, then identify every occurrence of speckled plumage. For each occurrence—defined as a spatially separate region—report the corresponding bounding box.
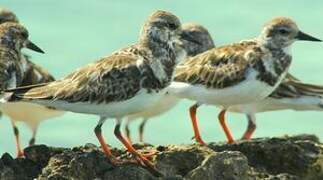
[0,8,54,86]
[172,17,321,107]
[7,10,188,171]
[13,11,186,106]
[170,17,321,144]
[0,8,60,157]
[124,23,215,142]
[21,56,55,86]
[0,22,29,90]
[174,39,291,90]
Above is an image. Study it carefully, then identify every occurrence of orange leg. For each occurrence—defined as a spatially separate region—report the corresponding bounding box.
[10,121,24,158]
[218,110,236,144]
[241,114,256,140]
[114,119,161,176]
[189,104,207,146]
[94,118,113,158]
[125,119,155,159]
[241,127,255,140]
[141,150,158,159]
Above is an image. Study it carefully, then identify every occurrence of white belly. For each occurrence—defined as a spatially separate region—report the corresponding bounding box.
[170,69,278,108]
[0,102,65,128]
[30,89,166,118]
[126,94,179,120]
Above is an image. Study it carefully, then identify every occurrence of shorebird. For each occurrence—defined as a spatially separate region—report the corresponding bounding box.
[0,22,45,88]
[171,17,321,145]
[229,74,323,140]
[5,10,194,173]
[0,8,64,157]
[0,22,45,153]
[124,23,215,143]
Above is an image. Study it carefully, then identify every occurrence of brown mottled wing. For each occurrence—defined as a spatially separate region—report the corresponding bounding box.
[21,57,55,86]
[175,41,258,89]
[16,54,142,104]
[270,74,323,98]
[0,49,22,90]
[0,60,16,90]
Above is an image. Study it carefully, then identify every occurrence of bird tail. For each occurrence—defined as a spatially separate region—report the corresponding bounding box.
[288,80,323,96]
[3,83,50,102]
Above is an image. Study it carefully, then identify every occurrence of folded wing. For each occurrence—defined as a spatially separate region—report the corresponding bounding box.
[175,41,259,89]
[10,55,142,104]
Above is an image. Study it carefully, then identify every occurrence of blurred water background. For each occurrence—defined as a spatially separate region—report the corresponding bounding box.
[0,0,323,155]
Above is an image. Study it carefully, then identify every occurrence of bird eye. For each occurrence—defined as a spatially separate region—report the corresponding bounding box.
[168,23,177,30]
[278,29,289,35]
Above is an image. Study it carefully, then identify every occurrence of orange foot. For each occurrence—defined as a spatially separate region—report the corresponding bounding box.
[218,110,237,144]
[191,136,207,146]
[114,123,162,177]
[16,150,24,158]
[141,149,159,159]
[228,139,237,144]
[241,130,254,140]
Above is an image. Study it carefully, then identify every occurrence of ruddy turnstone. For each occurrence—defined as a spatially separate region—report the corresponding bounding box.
[2,59,64,157]
[0,22,44,88]
[5,10,194,173]
[124,23,215,143]
[0,22,45,153]
[228,74,323,140]
[171,17,321,145]
[0,8,63,157]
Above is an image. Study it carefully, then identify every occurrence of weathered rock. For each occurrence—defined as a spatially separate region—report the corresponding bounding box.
[104,164,157,180]
[38,144,115,180]
[247,167,300,180]
[154,144,213,177]
[186,151,249,180]
[24,144,66,167]
[209,134,323,179]
[287,134,320,143]
[0,152,39,180]
[0,134,322,180]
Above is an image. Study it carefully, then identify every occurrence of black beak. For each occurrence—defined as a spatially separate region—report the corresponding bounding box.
[296,31,322,42]
[180,31,202,45]
[25,40,45,53]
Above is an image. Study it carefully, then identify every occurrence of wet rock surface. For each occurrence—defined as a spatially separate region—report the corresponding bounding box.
[0,134,322,180]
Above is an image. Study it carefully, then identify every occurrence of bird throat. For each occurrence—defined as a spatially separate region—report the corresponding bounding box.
[147,39,177,82]
[253,46,292,87]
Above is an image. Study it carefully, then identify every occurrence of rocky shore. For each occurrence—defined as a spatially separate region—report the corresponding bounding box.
[0,134,322,180]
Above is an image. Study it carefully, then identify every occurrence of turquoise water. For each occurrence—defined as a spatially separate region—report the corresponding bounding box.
[1,0,323,155]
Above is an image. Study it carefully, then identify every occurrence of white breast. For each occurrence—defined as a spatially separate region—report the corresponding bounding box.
[169,68,277,108]
[30,89,167,118]
[126,94,179,121]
